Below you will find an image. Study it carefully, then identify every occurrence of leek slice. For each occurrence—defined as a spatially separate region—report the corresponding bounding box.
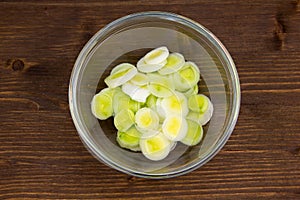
[139,131,172,161]
[130,72,149,86]
[161,92,188,117]
[113,89,140,114]
[114,109,135,132]
[91,88,115,120]
[137,58,166,73]
[188,94,210,113]
[148,73,175,98]
[122,82,150,103]
[144,46,169,64]
[173,61,200,91]
[158,53,185,75]
[117,126,141,151]
[186,100,214,126]
[135,107,159,131]
[105,63,137,88]
[181,119,203,146]
[162,115,188,141]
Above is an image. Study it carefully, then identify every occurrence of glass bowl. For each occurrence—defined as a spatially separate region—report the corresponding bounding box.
[69,11,240,179]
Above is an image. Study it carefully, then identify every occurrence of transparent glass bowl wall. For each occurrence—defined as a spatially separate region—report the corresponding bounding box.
[69,12,240,178]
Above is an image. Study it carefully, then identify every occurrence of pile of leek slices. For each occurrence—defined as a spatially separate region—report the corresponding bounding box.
[91,47,213,161]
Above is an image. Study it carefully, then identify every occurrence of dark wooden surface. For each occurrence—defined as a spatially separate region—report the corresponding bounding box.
[1,0,300,199]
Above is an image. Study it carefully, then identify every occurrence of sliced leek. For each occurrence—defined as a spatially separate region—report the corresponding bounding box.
[135,107,159,131]
[162,115,188,141]
[144,46,169,64]
[183,84,199,97]
[139,131,172,161]
[114,109,135,132]
[188,94,210,113]
[91,88,115,120]
[138,127,161,140]
[130,72,149,86]
[113,89,140,114]
[122,82,150,103]
[181,119,203,146]
[186,100,214,126]
[148,73,175,98]
[91,47,214,161]
[158,53,185,75]
[161,91,188,117]
[117,126,141,151]
[174,61,200,92]
[145,94,157,109]
[137,58,166,73]
[111,62,133,74]
[155,98,166,122]
[104,63,137,88]
[137,46,169,73]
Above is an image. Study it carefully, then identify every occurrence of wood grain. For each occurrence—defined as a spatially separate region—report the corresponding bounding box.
[0,0,299,199]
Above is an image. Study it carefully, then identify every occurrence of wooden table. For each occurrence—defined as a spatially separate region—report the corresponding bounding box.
[1,1,299,199]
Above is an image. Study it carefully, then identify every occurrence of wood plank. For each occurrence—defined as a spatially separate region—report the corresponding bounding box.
[0,0,299,199]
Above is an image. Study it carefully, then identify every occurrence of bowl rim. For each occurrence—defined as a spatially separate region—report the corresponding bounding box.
[69,11,241,179]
